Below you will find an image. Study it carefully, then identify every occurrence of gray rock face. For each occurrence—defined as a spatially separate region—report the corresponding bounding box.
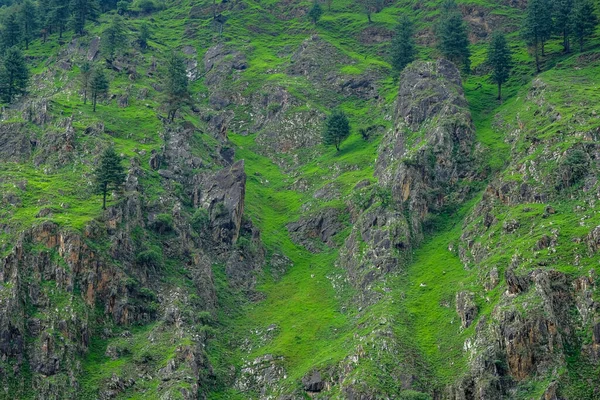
[287,208,345,253]
[302,370,325,392]
[456,291,477,328]
[0,123,32,161]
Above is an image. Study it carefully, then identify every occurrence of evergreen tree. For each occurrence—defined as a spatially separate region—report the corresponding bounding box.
[2,12,22,50]
[164,50,190,122]
[79,61,92,104]
[357,0,383,23]
[102,15,127,62]
[572,0,598,52]
[322,110,350,151]
[90,69,109,111]
[19,0,38,50]
[308,1,322,25]
[94,146,126,210]
[0,47,29,103]
[487,31,512,101]
[326,0,332,11]
[553,0,574,52]
[437,0,471,72]
[49,0,70,38]
[138,22,150,49]
[390,15,416,74]
[70,0,99,35]
[523,0,552,72]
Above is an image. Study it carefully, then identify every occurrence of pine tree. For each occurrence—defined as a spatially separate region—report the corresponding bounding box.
[0,47,29,103]
[138,22,150,49]
[553,0,574,52]
[94,146,126,210]
[164,50,190,122]
[308,2,323,25]
[70,0,99,35]
[523,0,553,72]
[322,110,351,151]
[90,69,109,111]
[437,0,471,72]
[487,31,512,101]
[49,0,70,38]
[79,61,92,104]
[19,0,38,50]
[2,12,22,50]
[102,15,127,62]
[390,15,416,74]
[572,0,598,52]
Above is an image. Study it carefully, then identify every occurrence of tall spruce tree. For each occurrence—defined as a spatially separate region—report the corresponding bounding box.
[553,0,574,52]
[102,15,127,62]
[390,15,416,74]
[322,110,351,151]
[437,0,471,72]
[308,2,323,25]
[79,61,92,104]
[2,12,22,50]
[19,0,38,50]
[49,0,70,38]
[0,47,29,103]
[487,31,512,101]
[90,69,109,111]
[94,146,126,210]
[164,50,190,122]
[572,0,598,52]
[523,0,552,72]
[70,0,99,35]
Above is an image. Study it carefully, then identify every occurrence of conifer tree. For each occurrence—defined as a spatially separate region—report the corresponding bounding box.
[94,146,126,210]
[553,0,574,52]
[572,0,598,52]
[79,61,92,104]
[390,15,416,74]
[357,0,382,23]
[102,15,127,62]
[487,31,512,101]
[164,50,190,122]
[90,69,109,111]
[49,0,70,38]
[19,0,38,50]
[322,110,350,151]
[523,0,552,72]
[0,47,29,103]
[308,1,323,25]
[437,0,471,72]
[138,22,150,49]
[70,0,99,35]
[2,12,22,50]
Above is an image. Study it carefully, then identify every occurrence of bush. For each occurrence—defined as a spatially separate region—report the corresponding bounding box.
[557,149,589,189]
[399,390,431,400]
[151,213,173,234]
[191,208,210,233]
[138,0,156,13]
[136,249,161,268]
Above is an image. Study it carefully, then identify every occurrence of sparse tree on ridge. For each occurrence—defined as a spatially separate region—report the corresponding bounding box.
[94,146,126,210]
[79,61,92,104]
[323,110,351,151]
[164,49,191,122]
[572,0,598,52]
[308,1,323,25]
[390,15,416,75]
[102,15,127,62]
[357,0,383,23]
[437,0,471,72]
[19,0,38,50]
[90,69,109,111]
[0,47,29,103]
[487,31,512,101]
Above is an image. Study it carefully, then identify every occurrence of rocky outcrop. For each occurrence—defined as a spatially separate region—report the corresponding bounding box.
[287,207,345,253]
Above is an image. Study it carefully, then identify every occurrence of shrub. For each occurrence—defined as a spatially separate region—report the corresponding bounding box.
[557,149,589,189]
[138,0,155,12]
[151,213,173,234]
[399,390,431,400]
[191,208,210,233]
[136,249,161,268]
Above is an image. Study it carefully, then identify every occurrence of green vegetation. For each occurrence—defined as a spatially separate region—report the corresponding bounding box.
[437,0,471,72]
[390,15,416,75]
[486,31,512,100]
[0,46,29,103]
[322,110,351,151]
[94,146,126,210]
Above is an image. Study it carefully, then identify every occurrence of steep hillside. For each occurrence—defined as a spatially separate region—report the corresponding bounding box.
[0,0,599,398]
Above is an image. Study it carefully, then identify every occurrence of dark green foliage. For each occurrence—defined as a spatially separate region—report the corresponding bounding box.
[136,249,161,268]
[2,12,21,50]
[572,0,598,52]
[523,0,553,72]
[308,2,322,25]
[399,390,432,400]
[79,61,92,104]
[486,31,512,101]
[322,110,351,151]
[138,22,150,49]
[164,49,191,122]
[556,149,589,189]
[94,147,125,210]
[151,213,174,234]
[47,0,70,38]
[90,69,109,111]
[138,0,156,13]
[357,0,383,23]
[70,0,99,35]
[0,47,29,103]
[437,0,470,72]
[102,15,127,61]
[117,0,130,14]
[191,208,210,233]
[553,0,574,52]
[18,0,38,50]
[390,16,416,74]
